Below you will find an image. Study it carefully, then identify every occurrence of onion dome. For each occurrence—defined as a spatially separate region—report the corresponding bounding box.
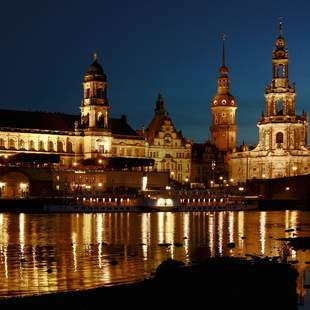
[84,53,107,82]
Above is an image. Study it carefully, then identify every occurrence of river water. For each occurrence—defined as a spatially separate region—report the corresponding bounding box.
[0,211,310,307]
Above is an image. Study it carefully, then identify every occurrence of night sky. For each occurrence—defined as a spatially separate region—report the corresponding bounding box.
[1,0,310,145]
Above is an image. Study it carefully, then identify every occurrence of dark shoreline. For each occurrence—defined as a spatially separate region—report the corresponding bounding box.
[0,257,299,310]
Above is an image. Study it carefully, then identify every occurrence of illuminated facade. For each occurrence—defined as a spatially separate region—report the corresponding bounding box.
[210,37,237,152]
[0,55,192,194]
[0,55,148,167]
[228,23,310,182]
[144,93,192,183]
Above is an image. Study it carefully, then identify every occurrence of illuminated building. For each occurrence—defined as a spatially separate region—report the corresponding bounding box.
[191,36,234,186]
[210,35,237,152]
[0,54,145,167]
[144,93,192,184]
[228,23,310,182]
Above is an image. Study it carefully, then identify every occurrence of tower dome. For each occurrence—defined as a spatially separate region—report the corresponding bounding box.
[84,53,106,82]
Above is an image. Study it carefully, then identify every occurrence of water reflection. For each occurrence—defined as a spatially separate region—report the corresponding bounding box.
[0,211,309,303]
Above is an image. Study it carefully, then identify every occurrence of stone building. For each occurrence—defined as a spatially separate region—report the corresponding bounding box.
[144,93,192,184]
[228,23,310,182]
[0,55,147,168]
[190,141,226,187]
[0,55,191,196]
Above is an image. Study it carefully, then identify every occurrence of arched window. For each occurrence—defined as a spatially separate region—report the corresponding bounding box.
[57,141,63,152]
[276,132,284,144]
[277,64,284,78]
[29,140,35,150]
[86,88,90,98]
[97,112,104,127]
[39,141,44,151]
[48,141,54,152]
[0,138,5,149]
[277,99,283,115]
[96,88,103,98]
[9,139,15,150]
[67,141,73,153]
[19,139,25,150]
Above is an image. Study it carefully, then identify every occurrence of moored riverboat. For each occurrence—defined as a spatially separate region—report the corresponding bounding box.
[42,191,259,213]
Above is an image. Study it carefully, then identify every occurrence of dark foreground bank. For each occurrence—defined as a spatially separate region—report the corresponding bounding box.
[0,257,298,310]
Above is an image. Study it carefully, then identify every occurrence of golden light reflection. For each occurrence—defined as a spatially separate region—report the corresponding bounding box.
[218,212,223,256]
[0,214,8,279]
[141,213,150,260]
[83,214,92,248]
[19,213,25,258]
[228,212,234,243]
[0,211,310,305]
[183,213,190,263]
[238,212,244,247]
[96,214,103,268]
[208,214,215,256]
[157,212,174,258]
[259,211,266,255]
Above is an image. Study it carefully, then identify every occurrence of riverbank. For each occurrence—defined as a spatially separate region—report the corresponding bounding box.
[0,257,298,310]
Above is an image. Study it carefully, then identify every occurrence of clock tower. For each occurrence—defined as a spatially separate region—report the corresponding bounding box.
[210,36,237,151]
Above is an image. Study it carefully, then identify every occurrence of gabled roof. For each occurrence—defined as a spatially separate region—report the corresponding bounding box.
[145,93,186,144]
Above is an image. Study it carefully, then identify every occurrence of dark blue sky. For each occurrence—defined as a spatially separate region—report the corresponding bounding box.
[1,0,310,145]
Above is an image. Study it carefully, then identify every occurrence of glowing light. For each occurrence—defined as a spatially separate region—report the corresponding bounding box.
[285,187,290,191]
[238,187,244,191]
[20,183,28,190]
[98,183,102,187]
[141,175,148,191]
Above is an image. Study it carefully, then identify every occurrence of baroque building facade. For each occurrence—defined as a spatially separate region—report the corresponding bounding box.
[228,24,310,182]
[0,55,146,167]
[144,93,192,184]
[0,55,192,195]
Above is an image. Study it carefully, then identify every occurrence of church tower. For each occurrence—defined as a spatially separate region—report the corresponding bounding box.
[210,36,237,151]
[257,22,308,153]
[80,54,112,158]
[228,22,310,182]
[80,53,110,130]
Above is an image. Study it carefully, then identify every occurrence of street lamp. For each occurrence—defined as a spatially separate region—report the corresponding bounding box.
[211,160,216,184]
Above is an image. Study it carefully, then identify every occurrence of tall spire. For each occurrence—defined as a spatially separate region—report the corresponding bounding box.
[221,33,226,67]
[155,91,166,115]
